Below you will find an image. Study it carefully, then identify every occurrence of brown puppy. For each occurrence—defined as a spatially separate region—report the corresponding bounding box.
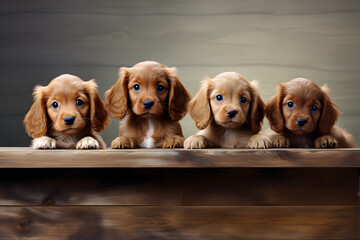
[265,78,354,148]
[105,61,191,148]
[184,72,271,149]
[24,74,109,149]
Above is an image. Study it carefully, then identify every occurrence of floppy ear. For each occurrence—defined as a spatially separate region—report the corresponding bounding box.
[23,85,48,138]
[247,80,265,133]
[188,78,212,130]
[166,67,192,121]
[86,80,110,132]
[318,86,338,135]
[105,67,130,119]
[265,83,285,133]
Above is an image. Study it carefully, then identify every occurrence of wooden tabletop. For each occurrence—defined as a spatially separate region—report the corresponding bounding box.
[0,148,359,168]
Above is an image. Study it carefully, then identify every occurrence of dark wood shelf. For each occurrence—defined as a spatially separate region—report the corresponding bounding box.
[1,148,359,239]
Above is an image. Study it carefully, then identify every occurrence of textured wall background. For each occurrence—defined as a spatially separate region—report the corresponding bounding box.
[1,0,359,147]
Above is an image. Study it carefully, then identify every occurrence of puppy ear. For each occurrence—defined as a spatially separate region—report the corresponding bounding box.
[188,77,212,130]
[105,67,130,119]
[23,85,48,138]
[265,83,285,133]
[86,80,110,132]
[166,67,192,121]
[319,89,338,135]
[248,80,265,133]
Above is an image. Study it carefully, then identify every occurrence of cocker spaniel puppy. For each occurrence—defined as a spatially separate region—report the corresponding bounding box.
[24,74,109,149]
[105,61,191,148]
[265,77,354,148]
[184,72,271,149]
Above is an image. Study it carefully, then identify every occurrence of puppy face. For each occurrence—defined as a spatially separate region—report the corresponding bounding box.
[209,73,252,128]
[46,80,90,134]
[24,74,109,138]
[127,63,170,117]
[188,72,265,132]
[105,61,191,121]
[266,78,338,135]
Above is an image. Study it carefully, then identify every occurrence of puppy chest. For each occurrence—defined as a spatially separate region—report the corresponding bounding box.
[139,119,163,148]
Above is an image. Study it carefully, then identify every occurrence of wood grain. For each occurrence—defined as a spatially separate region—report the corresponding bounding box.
[0,148,359,168]
[182,168,359,206]
[0,169,182,206]
[0,168,357,207]
[0,206,357,240]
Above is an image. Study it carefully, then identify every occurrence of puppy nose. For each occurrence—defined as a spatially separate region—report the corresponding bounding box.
[226,110,238,119]
[64,116,75,125]
[297,118,307,127]
[143,100,154,110]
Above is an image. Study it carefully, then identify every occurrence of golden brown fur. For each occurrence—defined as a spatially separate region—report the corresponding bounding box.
[105,61,191,148]
[24,74,109,149]
[265,78,355,148]
[184,72,271,149]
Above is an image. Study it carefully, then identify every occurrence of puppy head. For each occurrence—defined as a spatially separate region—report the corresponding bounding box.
[105,61,191,121]
[24,74,109,138]
[188,72,265,132]
[265,78,338,135]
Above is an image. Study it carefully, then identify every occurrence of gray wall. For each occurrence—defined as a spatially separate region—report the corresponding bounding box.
[1,0,359,147]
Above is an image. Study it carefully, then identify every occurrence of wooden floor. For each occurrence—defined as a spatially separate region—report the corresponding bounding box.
[0,148,359,239]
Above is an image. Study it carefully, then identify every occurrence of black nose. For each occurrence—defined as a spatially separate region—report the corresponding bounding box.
[297,118,307,127]
[143,100,154,110]
[64,116,75,125]
[226,110,238,119]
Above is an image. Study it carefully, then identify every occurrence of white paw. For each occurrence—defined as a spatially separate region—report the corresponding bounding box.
[32,136,56,149]
[76,137,99,149]
[184,135,207,149]
[247,134,272,149]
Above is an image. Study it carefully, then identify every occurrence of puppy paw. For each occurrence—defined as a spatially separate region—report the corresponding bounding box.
[111,136,137,149]
[76,137,99,149]
[315,135,337,148]
[163,136,185,148]
[271,135,290,148]
[184,135,208,149]
[32,136,56,149]
[247,134,272,149]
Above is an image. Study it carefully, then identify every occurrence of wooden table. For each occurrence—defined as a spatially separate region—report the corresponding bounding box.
[0,148,359,239]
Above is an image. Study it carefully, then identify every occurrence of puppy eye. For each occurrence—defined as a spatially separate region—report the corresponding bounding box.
[240,96,247,103]
[287,101,295,109]
[215,94,223,102]
[157,84,164,92]
[311,105,318,112]
[76,99,84,107]
[133,84,140,92]
[52,101,59,109]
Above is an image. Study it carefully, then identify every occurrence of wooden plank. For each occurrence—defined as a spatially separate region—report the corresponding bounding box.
[183,169,359,206]
[0,168,356,206]
[0,148,359,168]
[0,206,357,240]
[0,169,181,206]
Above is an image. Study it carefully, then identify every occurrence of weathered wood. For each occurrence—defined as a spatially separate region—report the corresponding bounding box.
[0,206,357,240]
[0,169,182,206]
[0,168,357,207]
[0,148,359,168]
[182,168,359,206]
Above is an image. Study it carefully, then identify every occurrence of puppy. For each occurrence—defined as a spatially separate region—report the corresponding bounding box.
[105,61,191,148]
[184,72,271,149]
[24,74,109,149]
[265,77,355,148]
